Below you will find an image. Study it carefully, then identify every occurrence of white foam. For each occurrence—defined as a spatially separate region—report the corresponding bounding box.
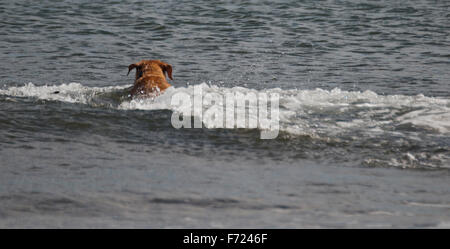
[1,82,449,136]
[0,82,129,104]
[396,108,450,133]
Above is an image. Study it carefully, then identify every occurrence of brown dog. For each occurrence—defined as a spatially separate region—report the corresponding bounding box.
[127,59,173,97]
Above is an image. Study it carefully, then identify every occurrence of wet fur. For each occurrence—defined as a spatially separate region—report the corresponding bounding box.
[127,60,173,97]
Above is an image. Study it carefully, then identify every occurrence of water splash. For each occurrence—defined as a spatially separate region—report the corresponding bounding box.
[1,82,449,169]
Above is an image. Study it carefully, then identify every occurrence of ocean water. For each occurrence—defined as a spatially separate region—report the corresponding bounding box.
[0,0,449,228]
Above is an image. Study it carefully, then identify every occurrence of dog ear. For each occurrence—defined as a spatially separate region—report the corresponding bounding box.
[127,64,138,76]
[159,61,173,80]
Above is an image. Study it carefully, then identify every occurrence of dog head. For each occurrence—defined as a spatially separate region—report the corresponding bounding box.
[127,60,173,81]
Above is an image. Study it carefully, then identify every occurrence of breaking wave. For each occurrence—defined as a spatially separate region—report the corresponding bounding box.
[2,82,449,134]
[1,82,449,168]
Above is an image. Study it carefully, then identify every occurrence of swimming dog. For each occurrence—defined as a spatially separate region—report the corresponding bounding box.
[127,59,173,97]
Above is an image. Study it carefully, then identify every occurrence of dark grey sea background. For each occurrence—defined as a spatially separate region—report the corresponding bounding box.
[0,0,449,228]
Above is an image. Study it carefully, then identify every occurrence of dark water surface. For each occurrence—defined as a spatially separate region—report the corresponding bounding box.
[0,0,449,228]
